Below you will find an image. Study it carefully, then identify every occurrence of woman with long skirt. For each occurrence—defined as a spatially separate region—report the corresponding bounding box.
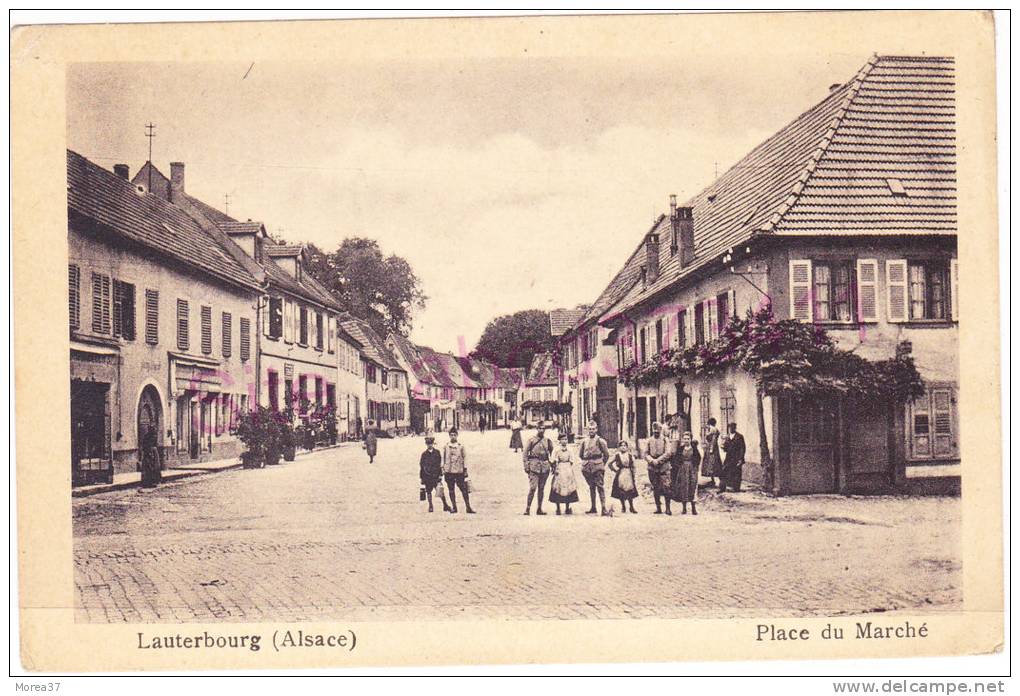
[671,431,701,515]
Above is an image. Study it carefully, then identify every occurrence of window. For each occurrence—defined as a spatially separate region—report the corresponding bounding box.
[908,261,951,321]
[145,289,159,344]
[907,384,958,460]
[316,312,324,350]
[298,375,308,413]
[239,317,251,361]
[813,262,854,322]
[176,299,189,350]
[284,378,294,411]
[283,300,293,343]
[268,297,283,339]
[92,272,112,334]
[716,290,734,330]
[327,316,336,354]
[113,280,136,340]
[720,391,736,430]
[677,309,687,348]
[655,319,663,354]
[268,370,279,411]
[699,390,711,442]
[367,363,377,383]
[639,327,648,362]
[694,302,705,345]
[222,312,232,357]
[315,377,324,409]
[68,265,80,329]
[299,307,309,345]
[200,306,212,354]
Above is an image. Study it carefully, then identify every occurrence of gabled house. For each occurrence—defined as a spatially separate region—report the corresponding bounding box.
[564,54,959,495]
[133,161,347,441]
[68,151,263,483]
[341,318,409,435]
[521,352,559,426]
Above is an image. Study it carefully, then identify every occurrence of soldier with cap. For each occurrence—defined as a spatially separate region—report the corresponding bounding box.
[644,421,674,514]
[578,421,611,516]
[522,420,554,515]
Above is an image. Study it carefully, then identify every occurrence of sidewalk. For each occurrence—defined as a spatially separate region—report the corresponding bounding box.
[71,441,357,498]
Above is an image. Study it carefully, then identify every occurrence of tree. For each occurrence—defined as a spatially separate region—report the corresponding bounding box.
[472,309,553,369]
[304,238,426,337]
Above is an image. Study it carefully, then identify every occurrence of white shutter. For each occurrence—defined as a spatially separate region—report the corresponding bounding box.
[856,259,879,322]
[886,260,908,323]
[261,297,270,337]
[706,297,717,339]
[728,289,737,321]
[283,301,292,343]
[789,260,813,322]
[950,259,959,321]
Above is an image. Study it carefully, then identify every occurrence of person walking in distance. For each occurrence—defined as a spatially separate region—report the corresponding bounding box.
[509,417,523,453]
[578,421,610,516]
[701,417,722,489]
[522,420,554,515]
[672,431,701,515]
[719,422,746,493]
[442,428,475,514]
[363,419,378,464]
[419,436,451,513]
[644,422,674,514]
[548,432,579,515]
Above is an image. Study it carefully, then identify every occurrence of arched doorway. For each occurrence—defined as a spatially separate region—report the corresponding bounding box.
[137,385,163,452]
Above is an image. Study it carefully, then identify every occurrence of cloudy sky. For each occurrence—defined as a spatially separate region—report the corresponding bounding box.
[67,50,868,353]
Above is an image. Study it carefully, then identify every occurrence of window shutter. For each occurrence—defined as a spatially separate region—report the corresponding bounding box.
[177,299,189,350]
[261,297,270,337]
[222,312,232,358]
[707,297,718,339]
[856,259,879,322]
[931,387,956,458]
[886,259,908,323]
[328,316,336,353]
[201,306,212,354]
[112,281,123,338]
[145,290,159,344]
[68,265,80,329]
[117,282,136,341]
[728,289,737,321]
[239,317,251,361]
[950,259,959,321]
[789,260,813,322]
[92,272,111,334]
[677,310,687,348]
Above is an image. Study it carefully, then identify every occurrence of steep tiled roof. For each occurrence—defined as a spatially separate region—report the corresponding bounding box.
[613,54,956,316]
[549,307,589,337]
[341,318,403,371]
[68,150,261,291]
[184,194,235,225]
[387,333,441,384]
[265,244,305,257]
[525,352,558,386]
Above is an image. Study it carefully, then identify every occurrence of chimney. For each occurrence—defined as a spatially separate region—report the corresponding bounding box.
[170,161,185,201]
[113,164,130,180]
[644,230,660,285]
[669,194,678,253]
[676,206,695,267]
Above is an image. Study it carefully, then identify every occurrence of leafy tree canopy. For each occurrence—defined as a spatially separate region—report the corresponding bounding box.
[472,309,553,369]
[304,238,426,338]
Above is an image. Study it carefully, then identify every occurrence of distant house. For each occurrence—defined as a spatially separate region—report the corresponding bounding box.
[521,352,559,426]
[342,318,409,435]
[68,151,263,483]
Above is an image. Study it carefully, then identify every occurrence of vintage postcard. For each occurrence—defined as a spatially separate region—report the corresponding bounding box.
[11,11,1003,672]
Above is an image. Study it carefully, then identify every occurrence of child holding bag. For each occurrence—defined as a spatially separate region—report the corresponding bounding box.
[609,440,639,514]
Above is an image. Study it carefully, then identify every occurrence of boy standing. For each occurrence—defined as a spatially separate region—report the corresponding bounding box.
[442,428,475,514]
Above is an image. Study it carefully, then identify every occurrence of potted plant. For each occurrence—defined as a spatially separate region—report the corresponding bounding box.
[234,406,276,469]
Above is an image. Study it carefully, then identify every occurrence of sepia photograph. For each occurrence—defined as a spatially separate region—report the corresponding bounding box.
[11,9,1004,675]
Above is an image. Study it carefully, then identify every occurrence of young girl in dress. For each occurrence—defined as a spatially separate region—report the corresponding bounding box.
[609,440,639,514]
[548,433,579,515]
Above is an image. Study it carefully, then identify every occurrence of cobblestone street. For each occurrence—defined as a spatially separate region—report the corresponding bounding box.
[73,430,962,623]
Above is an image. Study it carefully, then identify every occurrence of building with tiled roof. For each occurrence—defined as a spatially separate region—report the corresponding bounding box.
[557,55,959,494]
[68,151,263,483]
[549,306,589,337]
[340,318,409,434]
[130,160,355,441]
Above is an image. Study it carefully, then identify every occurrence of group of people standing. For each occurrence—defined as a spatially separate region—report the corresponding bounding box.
[413,416,745,517]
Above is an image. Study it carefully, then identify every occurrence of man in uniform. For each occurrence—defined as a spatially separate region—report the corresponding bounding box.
[578,421,610,516]
[522,420,554,515]
[644,421,674,514]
